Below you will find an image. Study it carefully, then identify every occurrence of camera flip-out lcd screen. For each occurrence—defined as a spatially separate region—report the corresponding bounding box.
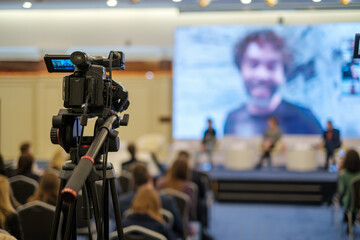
[52,59,75,71]
[44,54,75,72]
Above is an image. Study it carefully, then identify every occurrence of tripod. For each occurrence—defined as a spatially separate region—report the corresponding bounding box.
[51,114,126,240]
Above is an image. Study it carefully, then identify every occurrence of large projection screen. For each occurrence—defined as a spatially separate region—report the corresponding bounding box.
[173,23,360,139]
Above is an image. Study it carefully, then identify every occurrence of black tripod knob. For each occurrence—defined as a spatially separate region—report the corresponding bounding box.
[50,128,59,144]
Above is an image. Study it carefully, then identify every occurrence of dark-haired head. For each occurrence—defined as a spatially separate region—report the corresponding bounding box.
[127,143,136,158]
[177,150,190,162]
[234,30,293,76]
[344,149,360,173]
[17,154,34,175]
[131,162,149,187]
[20,142,32,155]
[169,158,190,181]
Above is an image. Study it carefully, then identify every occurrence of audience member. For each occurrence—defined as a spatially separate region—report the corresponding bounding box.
[177,151,213,239]
[16,154,40,182]
[0,155,21,209]
[20,142,33,156]
[118,163,183,237]
[256,117,282,169]
[0,154,6,176]
[27,172,59,205]
[322,121,342,170]
[27,171,68,238]
[178,151,206,206]
[16,142,43,176]
[48,149,67,172]
[0,233,16,240]
[0,175,23,240]
[178,151,204,199]
[156,158,196,219]
[122,187,176,240]
[338,149,360,227]
[122,143,140,172]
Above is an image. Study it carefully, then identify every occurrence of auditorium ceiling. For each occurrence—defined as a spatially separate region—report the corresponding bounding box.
[0,0,359,11]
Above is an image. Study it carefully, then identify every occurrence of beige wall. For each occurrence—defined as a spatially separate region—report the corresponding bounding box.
[0,73,172,160]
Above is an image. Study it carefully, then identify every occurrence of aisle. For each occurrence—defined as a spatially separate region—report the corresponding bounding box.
[209,202,345,240]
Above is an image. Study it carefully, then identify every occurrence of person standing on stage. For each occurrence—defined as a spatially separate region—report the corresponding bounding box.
[256,117,282,169]
[201,119,216,168]
[322,120,342,170]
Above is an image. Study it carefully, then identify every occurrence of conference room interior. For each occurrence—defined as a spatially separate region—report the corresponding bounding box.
[1,0,360,239]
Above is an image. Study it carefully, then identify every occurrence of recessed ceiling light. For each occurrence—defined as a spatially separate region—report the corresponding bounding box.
[22,2,32,8]
[106,0,118,7]
[312,0,322,2]
[199,0,211,7]
[266,0,278,7]
[241,0,252,4]
[173,0,182,2]
[340,0,351,4]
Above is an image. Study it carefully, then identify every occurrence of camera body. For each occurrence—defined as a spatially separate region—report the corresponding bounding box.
[45,51,128,115]
[63,65,106,110]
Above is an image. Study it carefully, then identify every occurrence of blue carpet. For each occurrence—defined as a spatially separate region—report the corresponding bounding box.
[209,202,346,240]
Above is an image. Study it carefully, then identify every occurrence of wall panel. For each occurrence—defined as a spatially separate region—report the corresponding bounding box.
[0,74,172,160]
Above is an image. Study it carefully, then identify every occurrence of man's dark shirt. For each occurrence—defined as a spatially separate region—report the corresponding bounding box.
[224,100,322,136]
[118,191,183,237]
[202,129,216,144]
[323,129,341,151]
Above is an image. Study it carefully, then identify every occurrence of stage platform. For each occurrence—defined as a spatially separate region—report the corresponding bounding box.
[208,167,337,205]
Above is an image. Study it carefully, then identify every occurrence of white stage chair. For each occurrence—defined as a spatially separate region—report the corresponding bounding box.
[225,142,255,170]
[286,144,317,171]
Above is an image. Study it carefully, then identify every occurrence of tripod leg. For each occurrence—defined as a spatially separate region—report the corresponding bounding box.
[88,181,102,239]
[109,178,124,240]
[64,200,77,240]
[51,179,66,240]
[104,179,109,240]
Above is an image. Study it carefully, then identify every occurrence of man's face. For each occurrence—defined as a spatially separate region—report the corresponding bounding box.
[240,42,285,105]
[327,121,333,131]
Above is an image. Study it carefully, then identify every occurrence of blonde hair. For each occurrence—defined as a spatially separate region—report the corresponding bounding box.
[49,149,67,170]
[28,172,59,205]
[0,176,15,228]
[131,187,163,223]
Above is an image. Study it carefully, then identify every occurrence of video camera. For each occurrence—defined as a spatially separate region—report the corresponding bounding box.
[44,51,129,115]
[45,51,130,154]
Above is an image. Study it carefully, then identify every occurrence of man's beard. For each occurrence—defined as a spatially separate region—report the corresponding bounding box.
[246,81,279,108]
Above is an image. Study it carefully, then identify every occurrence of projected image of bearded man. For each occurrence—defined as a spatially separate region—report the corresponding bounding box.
[224,30,322,136]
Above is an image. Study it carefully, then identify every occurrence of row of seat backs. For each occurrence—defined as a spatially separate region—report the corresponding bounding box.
[16,200,62,240]
[16,201,168,240]
[110,225,167,240]
[9,175,38,205]
[123,208,174,228]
